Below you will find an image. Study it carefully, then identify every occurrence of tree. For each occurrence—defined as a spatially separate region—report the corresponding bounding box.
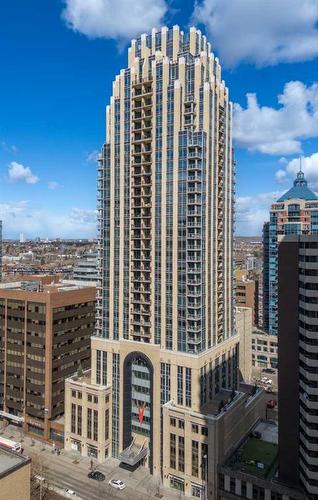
[31,453,50,500]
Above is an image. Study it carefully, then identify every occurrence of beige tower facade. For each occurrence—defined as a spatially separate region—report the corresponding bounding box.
[65,26,238,498]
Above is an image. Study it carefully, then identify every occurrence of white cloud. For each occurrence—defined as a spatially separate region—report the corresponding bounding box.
[276,153,318,190]
[275,169,288,184]
[236,191,283,236]
[0,202,97,239]
[62,0,167,41]
[233,81,318,155]
[48,181,60,190]
[193,0,318,67]
[8,161,39,185]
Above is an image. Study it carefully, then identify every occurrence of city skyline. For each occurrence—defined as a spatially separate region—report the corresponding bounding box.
[1,1,318,239]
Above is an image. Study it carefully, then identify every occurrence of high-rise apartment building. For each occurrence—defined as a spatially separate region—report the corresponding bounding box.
[278,235,318,499]
[73,252,98,283]
[65,26,238,498]
[0,275,95,442]
[263,169,318,335]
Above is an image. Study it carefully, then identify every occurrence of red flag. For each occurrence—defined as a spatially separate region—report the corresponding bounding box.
[135,400,146,424]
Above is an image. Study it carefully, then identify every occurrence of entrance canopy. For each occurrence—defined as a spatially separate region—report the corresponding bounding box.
[119,439,148,467]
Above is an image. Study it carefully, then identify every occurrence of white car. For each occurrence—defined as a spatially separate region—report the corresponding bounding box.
[65,489,76,496]
[109,479,126,490]
[265,379,273,385]
[261,377,268,383]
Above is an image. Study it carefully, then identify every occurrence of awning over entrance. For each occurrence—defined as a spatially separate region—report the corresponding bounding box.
[119,440,148,467]
[0,411,24,423]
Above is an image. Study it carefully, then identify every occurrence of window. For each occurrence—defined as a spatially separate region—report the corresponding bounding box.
[77,391,82,400]
[192,440,199,477]
[72,390,76,398]
[77,406,82,436]
[96,350,101,385]
[178,436,184,472]
[88,394,92,402]
[170,477,184,492]
[178,420,184,429]
[93,395,98,404]
[93,410,98,441]
[71,403,76,434]
[170,434,176,469]
[87,408,92,439]
[170,418,176,427]
[186,368,192,407]
[191,485,201,498]
[177,366,184,405]
[105,409,109,440]
[241,480,247,496]
[201,426,208,436]
[192,424,199,433]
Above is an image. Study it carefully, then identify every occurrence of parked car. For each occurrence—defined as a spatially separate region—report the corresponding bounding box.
[88,471,105,481]
[109,479,126,490]
[65,489,76,496]
[263,368,275,374]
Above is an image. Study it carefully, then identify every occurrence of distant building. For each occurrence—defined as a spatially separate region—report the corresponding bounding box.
[278,235,318,498]
[236,307,253,383]
[236,270,259,327]
[0,275,95,443]
[73,252,98,283]
[0,446,31,500]
[252,329,278,370]
[19,233,25,244]
[263,169,318,336]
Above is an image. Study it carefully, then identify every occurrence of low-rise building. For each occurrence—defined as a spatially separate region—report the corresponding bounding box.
[252,329,278,370]
[218,420,304,500]
[0,446,31,500]
[64,369,111,461]
[162,385,266,499]
[0,275,95,442]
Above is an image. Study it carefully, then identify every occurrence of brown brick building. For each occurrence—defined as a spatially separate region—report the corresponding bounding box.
[0,276,95,442]
[235,270,259,327]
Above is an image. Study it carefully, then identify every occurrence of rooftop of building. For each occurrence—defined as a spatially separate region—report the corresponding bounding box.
[276,170,317,202]
[224,420,278,480]
[0,275,95,294]
[0,446,31,478]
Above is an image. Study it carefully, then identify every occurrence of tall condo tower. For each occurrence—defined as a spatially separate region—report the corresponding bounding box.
[263,169,318,336]
[65,26,238,498]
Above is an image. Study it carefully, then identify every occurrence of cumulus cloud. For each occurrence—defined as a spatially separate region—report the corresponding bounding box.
[193,0,318,67]
[8,161,39,185]
[0,202,97,239]
[276,153,318,190]
[233,81,318,155]
[62,0,167,41]
[236,191,283,236]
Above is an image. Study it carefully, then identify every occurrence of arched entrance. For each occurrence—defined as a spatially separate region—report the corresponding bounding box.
[121,352,153,472]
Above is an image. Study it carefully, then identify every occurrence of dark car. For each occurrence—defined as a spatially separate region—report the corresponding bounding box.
[88,471,105,481]
[263,368,275,374]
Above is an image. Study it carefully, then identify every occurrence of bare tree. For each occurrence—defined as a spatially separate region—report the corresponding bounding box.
[30,453,50,500]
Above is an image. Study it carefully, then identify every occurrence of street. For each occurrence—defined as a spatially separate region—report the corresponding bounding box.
[0,424,178,500]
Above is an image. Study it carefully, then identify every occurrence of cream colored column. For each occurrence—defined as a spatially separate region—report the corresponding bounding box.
[172,80,181,351]
[160,57,169,349]
[118,70,125,339]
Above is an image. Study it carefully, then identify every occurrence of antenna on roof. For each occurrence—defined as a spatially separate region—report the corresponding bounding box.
[299,155,302,173]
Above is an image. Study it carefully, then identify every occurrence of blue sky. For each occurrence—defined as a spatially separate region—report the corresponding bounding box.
[1,0,318,238]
